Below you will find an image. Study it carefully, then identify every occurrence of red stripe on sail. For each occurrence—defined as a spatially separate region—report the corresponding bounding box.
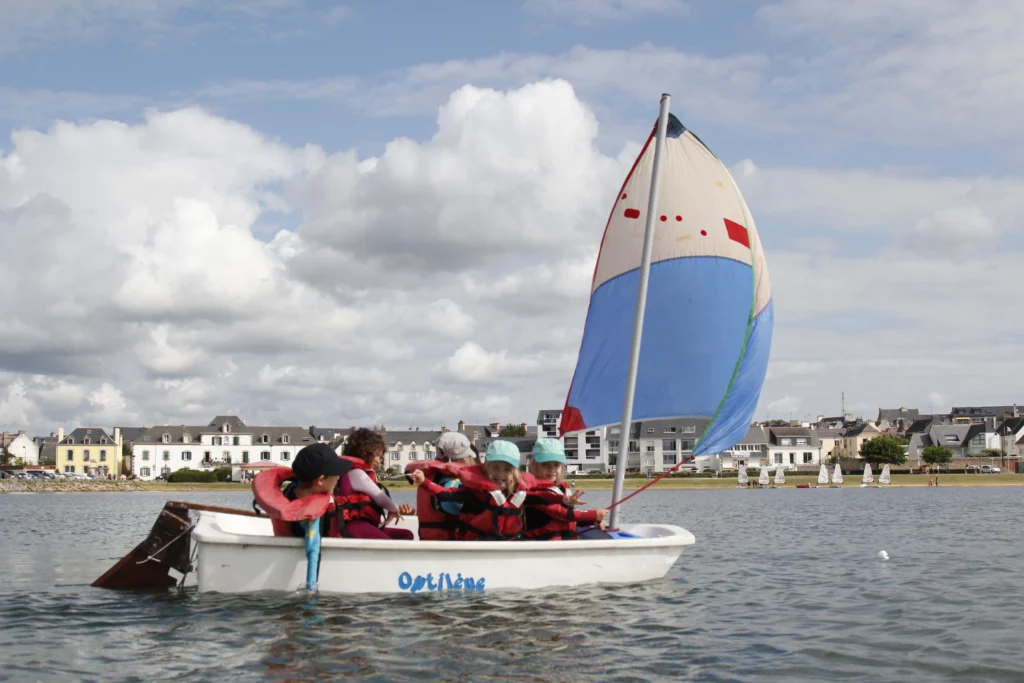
[724,218,750,248]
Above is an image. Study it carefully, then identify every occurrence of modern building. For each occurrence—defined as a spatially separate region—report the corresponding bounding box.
[537,410,563,438]
[132,416,313,480]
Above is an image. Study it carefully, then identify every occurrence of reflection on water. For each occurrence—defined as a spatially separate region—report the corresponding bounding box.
[1,488,1023,681]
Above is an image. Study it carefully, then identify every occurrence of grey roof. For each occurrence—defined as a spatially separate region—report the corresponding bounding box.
[736,426,767,445]
[951,405,1020,418]
[928,424,971,446]
[208,415,247,429]
[767,426,820,447]
[138,424,313,446]
[116,427,148,442]
[877,407,920,423]
[309,426,356,441]
[383,429,444,447]
[61,428,115,445]
[815,429,844,438]
[842,423,880,438]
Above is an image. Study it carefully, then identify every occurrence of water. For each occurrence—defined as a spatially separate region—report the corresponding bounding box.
[1,488,1022,682]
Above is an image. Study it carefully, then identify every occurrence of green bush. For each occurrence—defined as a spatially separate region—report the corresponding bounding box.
[213,467,233,482]
[167,468,217,483]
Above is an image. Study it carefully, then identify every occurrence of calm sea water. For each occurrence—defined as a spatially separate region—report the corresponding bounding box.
[1,487,1022,682]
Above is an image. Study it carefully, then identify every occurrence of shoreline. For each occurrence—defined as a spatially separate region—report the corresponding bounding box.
[2,474,1022,494]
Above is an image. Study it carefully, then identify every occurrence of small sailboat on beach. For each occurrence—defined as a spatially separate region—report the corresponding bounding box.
[758,467,770,488]
[817,463,829,488]
[830,463,844,488]
[737,465,749,488]
[93,94,772,595]
[860,462,874,488]
[879,464,891,487]
[773,464,786,488]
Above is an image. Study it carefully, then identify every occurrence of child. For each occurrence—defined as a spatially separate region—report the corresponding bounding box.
[405,431,475,540]
[524,438,608,540]
[337,428,414,540]
[254,442,350,538]
[411,440,535,540]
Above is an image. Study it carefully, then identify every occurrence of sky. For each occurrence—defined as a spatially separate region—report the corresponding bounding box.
[1,0,1022,434]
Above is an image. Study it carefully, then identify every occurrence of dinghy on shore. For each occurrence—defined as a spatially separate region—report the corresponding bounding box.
[861,463,874,488]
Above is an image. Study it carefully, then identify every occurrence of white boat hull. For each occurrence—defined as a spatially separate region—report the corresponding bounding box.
[193,511,695,594]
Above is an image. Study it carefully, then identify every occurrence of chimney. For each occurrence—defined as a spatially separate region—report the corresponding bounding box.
[57,427,64,443]
[458,420,465,432]
[441,426,448,433]
[114,427,121,446]
[18,429,24,435]
[490,422,500,430]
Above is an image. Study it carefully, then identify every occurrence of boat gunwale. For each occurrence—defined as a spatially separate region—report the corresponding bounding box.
[193,511,695,552]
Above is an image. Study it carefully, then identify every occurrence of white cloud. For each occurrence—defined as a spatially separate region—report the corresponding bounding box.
[523,0,688,23]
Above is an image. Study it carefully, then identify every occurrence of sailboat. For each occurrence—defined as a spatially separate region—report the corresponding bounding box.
[830,463,844,488]
[758,467,770,488]
[860,462,874,488]
[737,465,749,488]
[773,464,786,488]
[817,463,829,488]
[94,95,771,595]
[879,463,891,487]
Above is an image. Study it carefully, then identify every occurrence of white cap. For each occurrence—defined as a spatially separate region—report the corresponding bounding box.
[436,432,473,461]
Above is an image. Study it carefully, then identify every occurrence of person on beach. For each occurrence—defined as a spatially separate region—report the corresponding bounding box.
[523,438,608,540]
[336,428,414,540]
[411,440,543,540]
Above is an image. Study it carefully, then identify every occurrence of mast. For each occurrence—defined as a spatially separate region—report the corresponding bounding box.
[609,94,672,529]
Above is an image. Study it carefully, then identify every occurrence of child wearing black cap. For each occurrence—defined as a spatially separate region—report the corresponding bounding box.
[283,443,352,537]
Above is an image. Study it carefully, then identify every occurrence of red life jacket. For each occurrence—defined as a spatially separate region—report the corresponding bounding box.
[252,467,333,537]
[452,465,540,540]
[523,481,582,540]
[405,460,465,540]
[331,456,387,533]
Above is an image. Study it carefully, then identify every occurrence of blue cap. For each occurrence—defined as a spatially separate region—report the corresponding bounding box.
[485,440,521,467]
[532,438,566,464]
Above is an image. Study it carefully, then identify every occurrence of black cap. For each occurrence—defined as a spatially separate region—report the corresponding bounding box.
[292,443,352,481]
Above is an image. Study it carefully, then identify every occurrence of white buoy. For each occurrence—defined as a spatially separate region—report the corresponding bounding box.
[877,550,889,561]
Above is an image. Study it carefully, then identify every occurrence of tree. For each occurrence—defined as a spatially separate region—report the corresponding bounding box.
[859,436,907,465]
[978,448,1004,459]
[499,424,527,437]
[921,445,953,468]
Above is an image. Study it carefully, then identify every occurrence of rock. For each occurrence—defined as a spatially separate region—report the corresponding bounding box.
[0,479,145,493]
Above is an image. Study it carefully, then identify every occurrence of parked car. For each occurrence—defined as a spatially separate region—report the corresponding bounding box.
[154,474,167,482]
[981,465,1002,473]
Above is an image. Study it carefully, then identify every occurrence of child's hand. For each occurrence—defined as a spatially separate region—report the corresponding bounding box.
[398,503,416,515]
[410,470,426,486]
[385,511,404,527]
[596,508,609,530]
[562,490,586,507]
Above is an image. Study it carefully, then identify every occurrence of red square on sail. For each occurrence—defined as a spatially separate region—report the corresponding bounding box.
[724,218,750,248]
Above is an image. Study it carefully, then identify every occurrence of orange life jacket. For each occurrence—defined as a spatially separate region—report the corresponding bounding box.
[523,482,584,540]
[252,466,333,537]
[332,456,388,533]
[405,460,465,540]
[449,465,540,540]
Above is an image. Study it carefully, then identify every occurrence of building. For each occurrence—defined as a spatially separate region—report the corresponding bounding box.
[720,426,768,470]
[876,407,920,431]
[766,426,822,469]
[1,430,39,465]
[963,423,1002,454]
[33,433,58,466]
[563,427,610,473]
[57,427,123,477]
[951,405,1020,424]
[815,428,843,464]
[907,424,972,460]
[381,428,442,472]
[132,416,313,480]
[537,410,563,438]
[835,422,883,459]
[116,426,147,475]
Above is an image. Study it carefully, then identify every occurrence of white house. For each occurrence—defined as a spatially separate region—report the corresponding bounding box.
[1,430,40,465]
[720,426,768,470]
[766,427,822,469]
[132,415,314,480]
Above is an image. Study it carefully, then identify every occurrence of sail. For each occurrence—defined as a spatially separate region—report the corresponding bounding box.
[737,465,749,485]
[774,465,785,485]
[879,464,891,485]
[862,463,874,484]
[818,464,829,485]
[758,467,770,486]
[832,464,844,484]
[560,114,773,459]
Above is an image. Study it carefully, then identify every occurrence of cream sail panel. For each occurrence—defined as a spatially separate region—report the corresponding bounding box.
[593,128,770,320]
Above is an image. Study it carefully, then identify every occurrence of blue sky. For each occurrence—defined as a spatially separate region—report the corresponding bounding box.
[1,0,1022,431]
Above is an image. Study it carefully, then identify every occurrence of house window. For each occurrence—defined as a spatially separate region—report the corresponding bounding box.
[162,451,170,461]
[663,454,677,465]
[410,452,419,460]
[282,435,290,444]
[64,465,75,473]
[182,451,192,461]
[566,450,578,459]
[223,452,231,464]
[647,428,654,434]
[83,450,90,462]
[142,450,150,461]
[100,438,107,444]
[100,450,107,461]
[213,436,222,446]
[161,467,171,476]
[261,451,271,461]
[66,450,74,461]
[233,437,239,446]
[803,452,814,463]
[66,438,74,444]
[162,433,170,443]
[204,451,211,461]
[780,438,792,446]
[664,427,678,434]
[140,467,150,477]
[945,435,959,443]
[281,452,290,461]
[224,423,231,433]
[84,437,91,445]
[796,438,809,446]
[646,444,655,452]
[242,451,249,464]
[681,440,694,451]
[683,426,696,434]
[391,451,400,461]
[628,441,639,452]
[663,439,677,451]
[586,451,599,459]
[183,433,191,443]
[774,454,782,463]
[261,434,269,444]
